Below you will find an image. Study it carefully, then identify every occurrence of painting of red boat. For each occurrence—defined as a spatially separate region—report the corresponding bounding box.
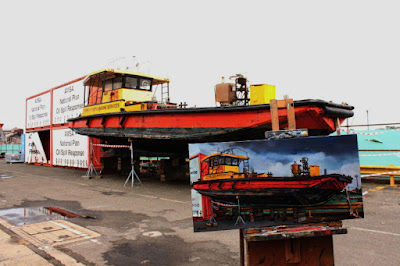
[189,135,363,232]
[192,173,353,207]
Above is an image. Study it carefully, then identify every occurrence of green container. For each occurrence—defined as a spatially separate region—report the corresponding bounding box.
[0,144,21,155]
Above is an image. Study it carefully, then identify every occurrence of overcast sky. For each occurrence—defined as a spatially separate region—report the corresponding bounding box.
[1,1,398,130]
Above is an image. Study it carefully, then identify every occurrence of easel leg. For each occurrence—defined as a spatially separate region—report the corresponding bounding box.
[240,229,245,266]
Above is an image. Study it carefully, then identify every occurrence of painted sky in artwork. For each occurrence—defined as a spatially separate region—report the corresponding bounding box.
[189,135,361,190]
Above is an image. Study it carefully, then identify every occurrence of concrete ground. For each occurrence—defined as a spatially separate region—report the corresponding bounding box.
[0,161,399,265]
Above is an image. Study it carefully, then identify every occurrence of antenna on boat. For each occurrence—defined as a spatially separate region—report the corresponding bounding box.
[108,57,126,69]
[107,56,145,71]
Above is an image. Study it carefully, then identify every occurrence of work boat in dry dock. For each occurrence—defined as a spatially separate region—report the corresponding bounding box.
[68,69,354,148]
[191,153,353,207]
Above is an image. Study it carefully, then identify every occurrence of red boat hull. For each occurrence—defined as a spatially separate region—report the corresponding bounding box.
[68,100,353,143]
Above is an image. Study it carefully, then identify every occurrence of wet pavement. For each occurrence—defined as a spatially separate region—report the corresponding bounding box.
[0,207,68,226]
[0,161,399,265]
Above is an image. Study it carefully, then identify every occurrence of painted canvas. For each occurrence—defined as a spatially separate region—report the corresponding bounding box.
[189,135,363,232]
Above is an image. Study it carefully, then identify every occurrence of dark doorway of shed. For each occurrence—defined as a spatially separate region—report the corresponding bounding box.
[38,130,50,161]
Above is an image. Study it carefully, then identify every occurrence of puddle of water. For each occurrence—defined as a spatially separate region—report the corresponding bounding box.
[0,173,14,179]
[0,207,67,226]
[0,206,86,226]
[142,231,163,238]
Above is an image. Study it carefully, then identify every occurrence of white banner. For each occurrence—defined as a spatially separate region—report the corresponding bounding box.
[26,93,51,128]
[25,132,48,163]
[52,128,89,168]
[190,156,203,217]
[189,156,200,183]
[52,80,85,125]
[191,190,203,217]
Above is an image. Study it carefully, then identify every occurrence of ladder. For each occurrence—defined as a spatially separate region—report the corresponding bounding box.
[161,83,170,103]
[242,159,250,173]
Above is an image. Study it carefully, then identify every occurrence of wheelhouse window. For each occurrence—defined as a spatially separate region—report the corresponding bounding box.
[139,78,152,91]
[213,158,219,167]
[103,79,112,91]
[123,75,153,91]
[114,76,122,89]
[124,76,138,89]
[220,157,239,166]
[231,158,239,166]
[103,76,123,91]
[102,74,153,91]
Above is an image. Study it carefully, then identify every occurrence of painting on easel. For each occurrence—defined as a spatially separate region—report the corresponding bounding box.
[189,135,363,232]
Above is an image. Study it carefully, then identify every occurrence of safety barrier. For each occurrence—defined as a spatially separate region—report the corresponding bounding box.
[339,128,400,135]
[92,144,131,149]
[360,165,400,186]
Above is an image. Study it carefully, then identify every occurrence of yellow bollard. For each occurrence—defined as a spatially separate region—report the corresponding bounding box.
[390,175,395,186]
[389,164,396,186]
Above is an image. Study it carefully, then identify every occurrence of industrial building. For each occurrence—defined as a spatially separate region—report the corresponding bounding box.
[25,76,102,170]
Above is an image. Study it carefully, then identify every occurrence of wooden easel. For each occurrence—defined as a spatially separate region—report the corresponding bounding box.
[270,98,297,131]
[240,99,347,266]
[244,222,346,265]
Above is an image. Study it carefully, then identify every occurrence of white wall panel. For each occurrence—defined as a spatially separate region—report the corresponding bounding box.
[26,93,51,128]
[52,80,85,125]
[190,156,203,217]
[52,128,89,168]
